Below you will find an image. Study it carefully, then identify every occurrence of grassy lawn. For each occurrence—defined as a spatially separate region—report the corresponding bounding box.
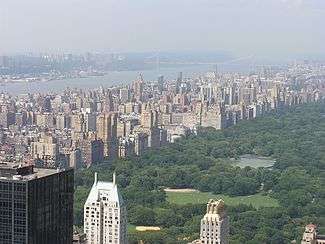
[167,191,279,208]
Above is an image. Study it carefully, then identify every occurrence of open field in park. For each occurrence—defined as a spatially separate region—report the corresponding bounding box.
[166,191,279,208]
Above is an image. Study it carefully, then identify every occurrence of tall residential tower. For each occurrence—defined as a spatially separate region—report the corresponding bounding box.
[84,173,127,244]
[192,199,229,244]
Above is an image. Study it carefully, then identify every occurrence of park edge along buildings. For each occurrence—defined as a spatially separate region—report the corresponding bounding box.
[0,61,324,170]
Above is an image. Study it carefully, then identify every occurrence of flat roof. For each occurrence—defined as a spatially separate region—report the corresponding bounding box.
[0,162,69,181]
[33,167,62,178]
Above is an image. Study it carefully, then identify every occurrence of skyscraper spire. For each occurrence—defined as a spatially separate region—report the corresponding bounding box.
[113,172,116,186]
[94,172,98,185]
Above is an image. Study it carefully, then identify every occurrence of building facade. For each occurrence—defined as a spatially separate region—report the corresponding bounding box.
[30,133,59,167]
[84,173,127,244]
[0,163,74,244]
[192,199,229,244]
[301,224,325,244]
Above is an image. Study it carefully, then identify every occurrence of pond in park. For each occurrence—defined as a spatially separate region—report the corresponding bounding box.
[234,154,275,169]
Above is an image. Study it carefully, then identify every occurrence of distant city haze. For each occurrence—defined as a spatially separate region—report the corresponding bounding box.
[1,0,325,60]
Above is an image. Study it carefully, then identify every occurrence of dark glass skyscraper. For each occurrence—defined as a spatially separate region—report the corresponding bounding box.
[0,163,74,244]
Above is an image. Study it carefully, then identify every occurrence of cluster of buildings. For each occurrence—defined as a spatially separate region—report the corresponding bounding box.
[0,62,325,170]
[0,161,126,244]
[0,53,107,84]
[0,159,229,244]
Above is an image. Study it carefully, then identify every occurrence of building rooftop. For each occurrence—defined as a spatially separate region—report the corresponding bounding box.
[207,199,225,214]
[306,223,317,229]
[85,172,124,205]
[0,162,66,181]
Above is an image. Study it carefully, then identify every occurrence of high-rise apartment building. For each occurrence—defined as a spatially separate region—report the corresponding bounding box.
[192,199,229,244]
[35,113,54,128]
[66,148,83,169]
[96,113,118,158]
[56,113,70,129]
[80,138,104,167]
[132,132,148,156]
[158,75,164,93]
[119,88,130,103]
[70,114,85,132]
[133,76,144,102]
[31,133,59,167]
[0,163,74,244]
[83,113,97,132]
[117,137,134,159]
[301,224,325,244]
[0,111,16,128]
[84,173,127,244]
[140,110,154,129]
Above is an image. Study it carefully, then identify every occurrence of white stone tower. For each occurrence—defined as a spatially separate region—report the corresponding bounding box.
[199,199,229,244]
[84,172,127,244]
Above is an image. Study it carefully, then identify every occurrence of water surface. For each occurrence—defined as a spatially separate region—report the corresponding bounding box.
[0,63,252,95]
[234,154,275,169]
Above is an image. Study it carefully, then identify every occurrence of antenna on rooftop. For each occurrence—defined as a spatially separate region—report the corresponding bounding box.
[94,172,98,185]
[113,172,116,186]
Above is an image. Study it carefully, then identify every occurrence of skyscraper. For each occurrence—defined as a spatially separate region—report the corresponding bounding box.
[140,110,154,129]
[133,75,144,102]
[301,224,325,244]
[96,113,118,158]
[176,72,183,94]
[84,173,127,244]
[31,133,59,167]
[158,75,164,93]
[119,88,130,104]
[80,137,104,167]
[0,163,74,244]
[192,199,229,244]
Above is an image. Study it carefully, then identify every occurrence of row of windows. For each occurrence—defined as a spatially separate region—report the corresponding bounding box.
[0,183,26,192]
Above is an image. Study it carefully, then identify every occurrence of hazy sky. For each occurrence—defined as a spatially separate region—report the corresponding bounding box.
[1,0,325,58]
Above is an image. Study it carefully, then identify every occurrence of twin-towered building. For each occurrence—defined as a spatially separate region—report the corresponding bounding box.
[301,224,325,244]
[192,199,229,244]
[84,173,127,244]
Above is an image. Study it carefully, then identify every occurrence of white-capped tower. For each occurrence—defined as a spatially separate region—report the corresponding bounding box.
[84,172,127,244]
[200,199,229,244]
